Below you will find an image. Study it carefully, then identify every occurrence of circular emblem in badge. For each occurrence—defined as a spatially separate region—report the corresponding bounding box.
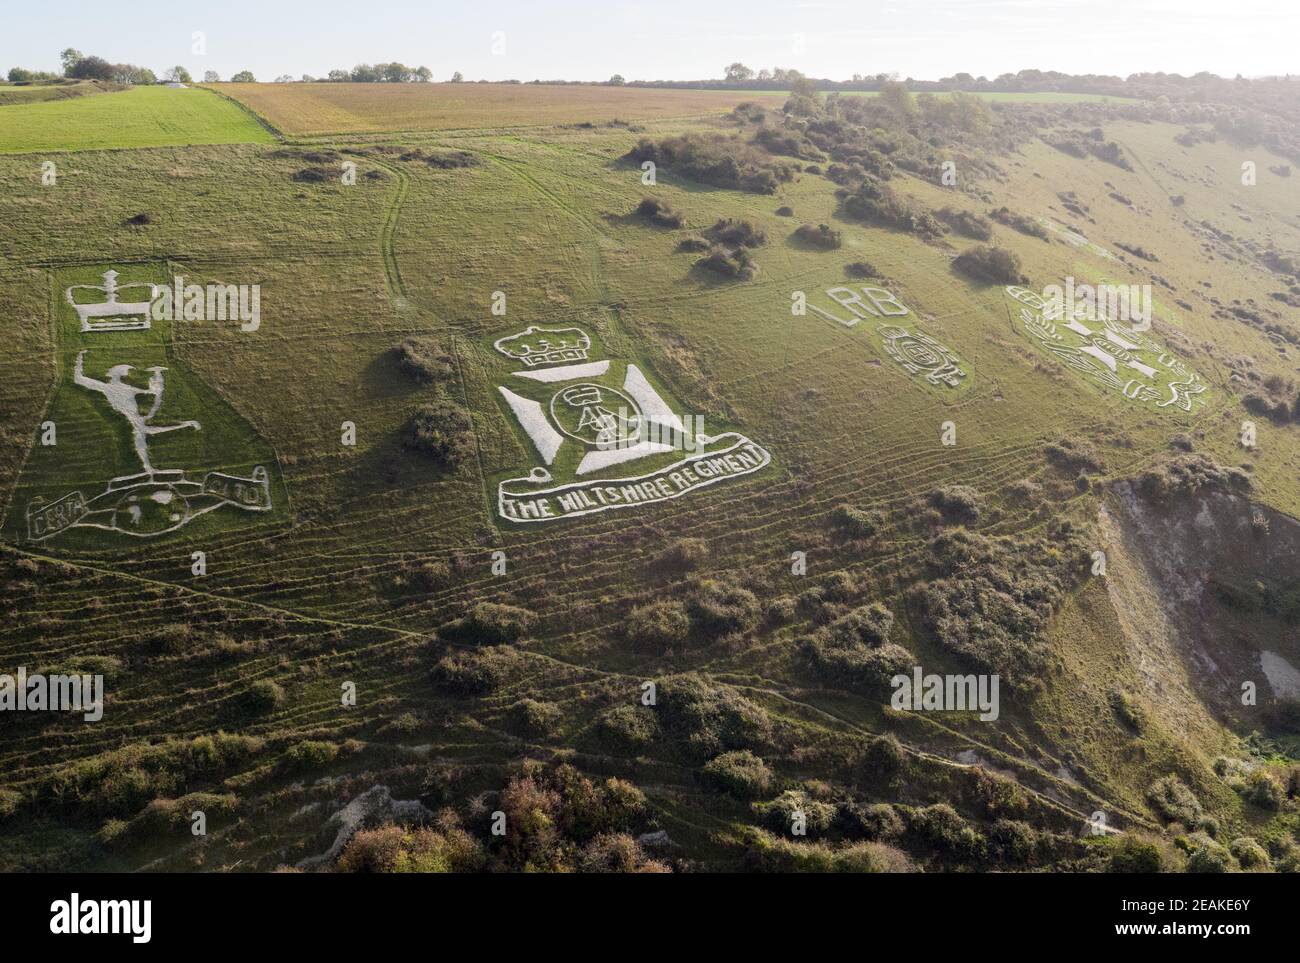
[549,383,642,448]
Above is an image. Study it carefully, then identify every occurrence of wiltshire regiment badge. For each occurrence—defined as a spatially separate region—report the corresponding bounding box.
[491,325,772,523]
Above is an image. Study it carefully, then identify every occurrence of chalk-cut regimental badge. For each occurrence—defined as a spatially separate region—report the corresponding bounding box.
[1004,285,1207,412]
[491,325,772,523]
[17,266,276,544]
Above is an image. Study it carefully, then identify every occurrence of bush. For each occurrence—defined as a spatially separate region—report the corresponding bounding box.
[702,750,774,799]
[442,601,536,645]
[754,790,836,837]
[514,699,560,735]
[1147,775,1203,825]
[988,206,1048,239]
[840,801,905,841]
[909,803,986,862]
[744,832,913,872]
[654,674,773,760]
[656,537,707,571]
[792,223,843,250]
[285,740,339,771]
[696,245,758,280]
[625,599,691,652]
[926,485,982,524]
[937,207,993,240]
[1229,837,1270,869]
[1186,841,1233,873]
[634,196,684,227]
[841,178,944,239]
[430,650,510,695]
[403,400,474,467]
[626,134,796,194]
[861,733,905,784]
[832,503,882,537]
[844,260,880,279]
[952,245,1028,285]
[1109,836,1167,873]
[244,680,285,712]
[336,815,485,873]
[1110,689,1147,731]
[703,218,767,249]
[597,704,659,752]
[775,205,794,216]
[1243,770,1284,810]
[395,337,454,385]
[687,580,761,637]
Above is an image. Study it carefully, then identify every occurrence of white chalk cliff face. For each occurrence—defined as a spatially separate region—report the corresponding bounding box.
[490,324,770,523]
[1103,482,1300,733]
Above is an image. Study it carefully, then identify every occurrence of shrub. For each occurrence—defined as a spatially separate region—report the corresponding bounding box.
[926,485,982,524]
[336,814,485,873]
[625,134,796,194]
[744,832,913,872]
[754,790,836,837]
[244,679,285,712]
[634,196,684,227]
[1186,840,1233,873]
[1147,775,1203,825]
[578,833,669,873]
[841,178,944,239]
[654,674,773,760]
[395,337,454,386]
[403,400,474,467]
[937,207,993,240]
[424,150,478,169]
[442,601,537,645]
[988,206,1048,239]
[792,223,843,250]
[687,580,761,637]
[597,704,659,752]
[430,650,510,695]
[861,734,905,784]
[844,260,880,279]
[703,218,767,249]
[909,803,986,862]
[775,205,794,217]
[625,599,691,652]
[656,537,707,571]
[1243,770,1284,810]
[696,245,758,280]
[1229,837,1270,869]
[285,740,339,771]
[702,750,773,798]
[1109,836,1167,873]
[676,236,710,252]
[514,699,560,735]
[952,245,1028,285]
[840,801,905,841]
[832,503,882,537]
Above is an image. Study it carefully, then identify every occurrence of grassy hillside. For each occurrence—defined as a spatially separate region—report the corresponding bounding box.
[1,85,1298,873]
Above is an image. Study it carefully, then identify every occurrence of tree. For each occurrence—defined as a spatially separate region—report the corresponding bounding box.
[230,70,256,83]
[450,71,463,83]
[879,79,917,120]
[60,48,84,75]
[351,63,379,82]
[414,65,432,82]
[380,62,412,83]
[725,62,754,83]
[112,63,157,85]
[301,74,315,82]
[608,74,625,86]
[162,65,193,83]
[327,69,349,82]
[67,56,115,81]
[273,74,293,83]
[203,70,220,83]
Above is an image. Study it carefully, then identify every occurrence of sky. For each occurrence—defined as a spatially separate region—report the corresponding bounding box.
[2,0,1296,83]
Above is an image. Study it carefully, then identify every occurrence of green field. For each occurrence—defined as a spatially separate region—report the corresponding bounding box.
[2,80,1299,874]
[0,84,276,153]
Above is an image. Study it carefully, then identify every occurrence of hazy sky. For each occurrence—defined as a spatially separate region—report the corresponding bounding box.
[3,0,1295,82]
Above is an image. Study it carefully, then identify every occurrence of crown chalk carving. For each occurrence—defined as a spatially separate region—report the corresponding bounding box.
[67,270,158,332]
[494,325,591,367]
